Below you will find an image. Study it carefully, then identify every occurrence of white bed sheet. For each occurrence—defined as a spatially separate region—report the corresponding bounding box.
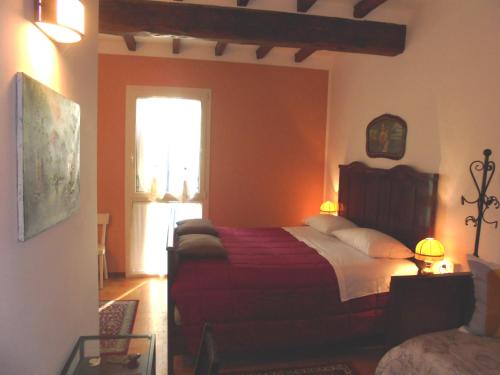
[284,226,418,302]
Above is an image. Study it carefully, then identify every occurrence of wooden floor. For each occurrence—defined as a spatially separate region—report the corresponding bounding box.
[214,346,385,375]
[99,277,385,375]
[99,276,168,374]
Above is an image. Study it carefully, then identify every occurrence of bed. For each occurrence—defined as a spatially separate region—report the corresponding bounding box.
[376,249,499,375]
[375,328,500,375]
[167,162,439,371]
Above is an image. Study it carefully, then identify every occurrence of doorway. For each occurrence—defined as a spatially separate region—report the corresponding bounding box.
[125,86,211,276]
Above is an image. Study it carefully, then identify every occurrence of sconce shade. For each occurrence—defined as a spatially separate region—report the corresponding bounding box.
[34,0,85,43]
[415,237,445,262]
[320,200,338,214]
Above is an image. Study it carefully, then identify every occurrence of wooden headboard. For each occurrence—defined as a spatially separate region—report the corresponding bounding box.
[338,162,439,250]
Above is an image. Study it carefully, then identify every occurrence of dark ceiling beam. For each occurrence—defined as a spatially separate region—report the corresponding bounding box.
[237,0,250,6]
[297,0,317,13]
[354,0,388,18]
[172,38,181,54]
[294,48,316,63]
[99,0,406,56]
[256,46,273,59]
[123,34,136,51]
[215,42,227,56]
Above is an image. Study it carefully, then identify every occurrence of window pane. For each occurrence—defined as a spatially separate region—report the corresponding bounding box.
[135,97,202,200]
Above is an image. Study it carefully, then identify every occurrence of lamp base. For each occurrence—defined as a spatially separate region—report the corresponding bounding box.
[418,261,434,275]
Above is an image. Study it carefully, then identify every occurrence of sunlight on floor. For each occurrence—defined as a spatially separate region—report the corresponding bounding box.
[98,279,150,312]
[99,277,168,374]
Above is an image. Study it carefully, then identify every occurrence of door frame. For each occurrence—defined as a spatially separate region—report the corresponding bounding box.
[124,85,211,276]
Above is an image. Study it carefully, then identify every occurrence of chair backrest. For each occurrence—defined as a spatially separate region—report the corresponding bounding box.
[194,323,219,375]
[97,213,110,246]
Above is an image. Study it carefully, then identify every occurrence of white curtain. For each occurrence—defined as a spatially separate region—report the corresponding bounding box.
[129,202,169,276]
[128,97,203,276]
[135,97,202,201]
[129,202,202,276]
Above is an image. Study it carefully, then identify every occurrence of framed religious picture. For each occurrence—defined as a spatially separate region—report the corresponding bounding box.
[366,114,407,160]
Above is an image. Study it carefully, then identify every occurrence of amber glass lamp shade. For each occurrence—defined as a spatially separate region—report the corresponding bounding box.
[320,200,338,215]
[415,238,445,275]
[415,238,445,262]
[34,0,85,44]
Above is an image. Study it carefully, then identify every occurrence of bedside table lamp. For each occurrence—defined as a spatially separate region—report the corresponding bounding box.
[320,200,338,215]
[415,238,445,275]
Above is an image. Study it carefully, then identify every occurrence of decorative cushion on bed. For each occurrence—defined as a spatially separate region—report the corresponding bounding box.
[177,234,227,258]
[176,219,219,236]
[467,255,500,337]
[332,228,413,259]
[304,214,357,235]
[177,218,212,226]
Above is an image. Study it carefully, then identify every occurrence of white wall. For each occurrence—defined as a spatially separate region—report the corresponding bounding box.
[326,0,500,266]
[0,1,98,374]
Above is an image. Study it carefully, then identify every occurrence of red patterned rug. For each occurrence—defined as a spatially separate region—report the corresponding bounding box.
[99,300,139,354]
[226,363,358,375]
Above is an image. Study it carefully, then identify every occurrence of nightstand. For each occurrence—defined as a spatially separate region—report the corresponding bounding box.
[386,272,474,347]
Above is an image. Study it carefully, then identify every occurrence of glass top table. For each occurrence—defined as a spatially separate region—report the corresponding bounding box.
[61,334,156,375]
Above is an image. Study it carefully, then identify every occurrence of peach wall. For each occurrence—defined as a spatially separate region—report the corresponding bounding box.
[325,0,500,266]
[98,55,328,272]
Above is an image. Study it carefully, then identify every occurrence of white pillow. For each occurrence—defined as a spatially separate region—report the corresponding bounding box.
[466,255,500,337]
[304,214,357,234]
[332,227,413,259]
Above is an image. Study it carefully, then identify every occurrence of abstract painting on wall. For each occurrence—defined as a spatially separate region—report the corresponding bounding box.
[16,73,80,241]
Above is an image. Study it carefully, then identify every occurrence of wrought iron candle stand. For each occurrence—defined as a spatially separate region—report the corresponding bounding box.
[461,149,499,257]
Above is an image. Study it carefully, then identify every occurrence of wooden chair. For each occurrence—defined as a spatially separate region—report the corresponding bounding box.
[97,213,110,289]
[194,323,220,375]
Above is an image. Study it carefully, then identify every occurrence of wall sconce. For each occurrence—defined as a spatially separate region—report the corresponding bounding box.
[415,237,445,274]
[34,0,85,44]
[320,200,338,215]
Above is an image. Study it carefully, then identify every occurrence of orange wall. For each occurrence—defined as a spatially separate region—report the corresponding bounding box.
[98,54,328,272]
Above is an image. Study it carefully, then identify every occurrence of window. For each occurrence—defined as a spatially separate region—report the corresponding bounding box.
[125,87,211,276]
[135,97,202,202]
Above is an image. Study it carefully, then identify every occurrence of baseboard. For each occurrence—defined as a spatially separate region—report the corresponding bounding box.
[108,272,126,278]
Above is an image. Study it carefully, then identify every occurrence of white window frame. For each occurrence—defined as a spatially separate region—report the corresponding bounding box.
[124,86,211,272]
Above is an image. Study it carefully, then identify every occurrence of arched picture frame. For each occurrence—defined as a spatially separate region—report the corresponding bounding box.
[366,114,407,160]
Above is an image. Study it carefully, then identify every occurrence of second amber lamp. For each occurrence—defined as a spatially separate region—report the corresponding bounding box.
[34,0,85,43]
[320,200,338,215]
[415,238,445,262]
[415,237,445,274]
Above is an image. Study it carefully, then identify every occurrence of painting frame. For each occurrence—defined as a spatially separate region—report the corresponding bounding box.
[366,114,407,160]
[16,73,81,241]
